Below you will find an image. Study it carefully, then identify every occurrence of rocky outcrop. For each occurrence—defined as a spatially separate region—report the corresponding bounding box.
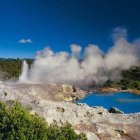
[0,82,86,102]
[98,87,120,92]
[55,84,86,101]
[0,82,140,140]
[28,101,140,140]
[109,107,124,114]
[97,87,140,95]
[127,89,140,95]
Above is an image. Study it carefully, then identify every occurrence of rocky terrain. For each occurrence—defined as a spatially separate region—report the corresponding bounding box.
[0,82,140,140]
[0,82,86,101]
[97,87,140,95]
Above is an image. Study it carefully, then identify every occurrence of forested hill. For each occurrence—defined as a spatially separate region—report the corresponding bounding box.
[104,65,140,90]
[0,58,33,80]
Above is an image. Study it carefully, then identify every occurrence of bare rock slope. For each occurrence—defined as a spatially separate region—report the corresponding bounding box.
[0,82,86,101]
[0,82,140,140]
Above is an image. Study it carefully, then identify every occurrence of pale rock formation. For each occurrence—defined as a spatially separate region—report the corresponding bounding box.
[0,82,140,140]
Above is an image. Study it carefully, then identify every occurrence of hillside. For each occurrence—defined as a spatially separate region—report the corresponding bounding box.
[0,58,33,80]
[103,65,140,90]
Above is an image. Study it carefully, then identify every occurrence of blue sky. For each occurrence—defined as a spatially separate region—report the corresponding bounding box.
[0,0,140,58]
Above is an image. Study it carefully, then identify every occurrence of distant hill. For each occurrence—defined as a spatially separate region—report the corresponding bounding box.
[104,65,140,90]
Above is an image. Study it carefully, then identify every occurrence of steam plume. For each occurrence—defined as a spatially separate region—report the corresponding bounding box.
[19,28,140,86]
[19,60,29,82]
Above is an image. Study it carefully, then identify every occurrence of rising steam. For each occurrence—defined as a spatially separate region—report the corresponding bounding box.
[19,60,29,82]
[19,28,140,86]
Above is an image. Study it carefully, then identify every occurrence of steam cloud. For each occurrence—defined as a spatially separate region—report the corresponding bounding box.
[19,28,140,86]
[19,61,29,82]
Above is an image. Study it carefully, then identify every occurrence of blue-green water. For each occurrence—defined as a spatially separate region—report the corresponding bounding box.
[77,92,140,113]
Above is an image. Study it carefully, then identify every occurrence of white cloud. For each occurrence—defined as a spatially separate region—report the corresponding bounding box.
[18,39,33,44]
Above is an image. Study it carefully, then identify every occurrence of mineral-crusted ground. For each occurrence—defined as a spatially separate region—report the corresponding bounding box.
[0,82,140,140]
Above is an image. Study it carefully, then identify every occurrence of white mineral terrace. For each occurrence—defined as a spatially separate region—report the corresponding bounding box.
[0,82,140,140]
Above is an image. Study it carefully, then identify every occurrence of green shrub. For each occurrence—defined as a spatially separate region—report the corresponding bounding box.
[0,100,87,140]
[47,121,87,140]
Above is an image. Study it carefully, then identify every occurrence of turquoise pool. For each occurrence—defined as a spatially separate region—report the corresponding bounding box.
[77,92,140,113]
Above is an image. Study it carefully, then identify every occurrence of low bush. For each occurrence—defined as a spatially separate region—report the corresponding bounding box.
[0,100,87,140]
